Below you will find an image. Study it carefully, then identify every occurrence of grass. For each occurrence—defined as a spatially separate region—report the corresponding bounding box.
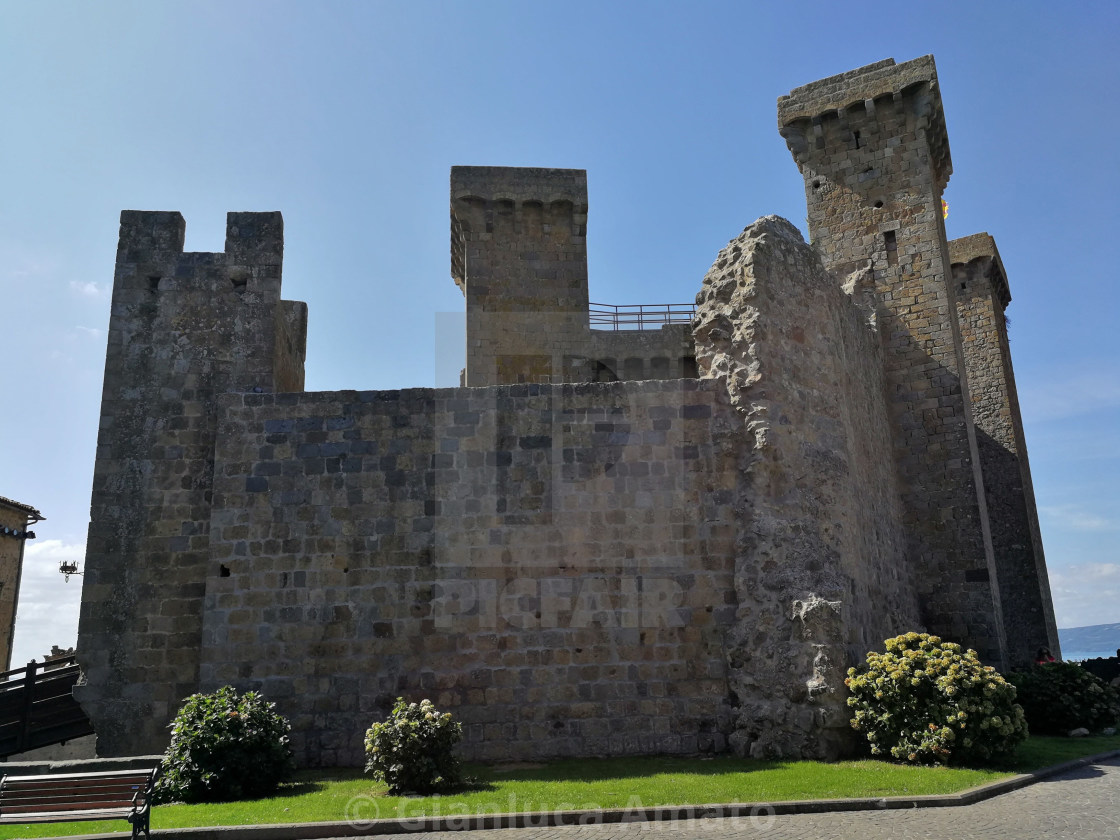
[3,735,1116,838]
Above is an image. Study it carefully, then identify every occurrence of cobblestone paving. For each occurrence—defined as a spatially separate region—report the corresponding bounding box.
[346,757,1120,840]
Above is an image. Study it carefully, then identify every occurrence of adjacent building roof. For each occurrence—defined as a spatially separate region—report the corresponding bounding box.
[0,496,44,522]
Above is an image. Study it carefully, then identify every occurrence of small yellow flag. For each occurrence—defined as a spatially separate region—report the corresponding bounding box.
[942,199,949,220]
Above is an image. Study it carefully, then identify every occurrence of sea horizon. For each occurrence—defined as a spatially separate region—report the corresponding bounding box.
[1057,622,1120,662]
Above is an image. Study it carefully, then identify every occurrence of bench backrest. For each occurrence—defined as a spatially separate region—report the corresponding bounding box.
[0,770,155,816]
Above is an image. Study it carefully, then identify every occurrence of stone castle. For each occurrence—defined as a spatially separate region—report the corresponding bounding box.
[75,55,1059,765]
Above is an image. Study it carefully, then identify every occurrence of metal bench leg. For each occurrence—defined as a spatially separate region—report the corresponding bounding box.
[130,810,151,840]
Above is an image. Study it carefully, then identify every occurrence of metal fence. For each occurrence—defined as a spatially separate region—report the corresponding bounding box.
[588,302,697,331]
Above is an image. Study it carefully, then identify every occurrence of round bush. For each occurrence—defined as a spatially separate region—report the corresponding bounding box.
[365,698,462,794]
[155,686,294,803]
[846,632,1027,765]
[1008,662,1120,735]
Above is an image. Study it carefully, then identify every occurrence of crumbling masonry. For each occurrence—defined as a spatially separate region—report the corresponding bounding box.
[76,55,1059,764]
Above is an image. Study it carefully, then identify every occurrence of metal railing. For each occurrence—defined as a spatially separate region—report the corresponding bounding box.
[589,302,697,331]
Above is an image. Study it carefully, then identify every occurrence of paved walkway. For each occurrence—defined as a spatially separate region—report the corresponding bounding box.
[346,756,1120,840]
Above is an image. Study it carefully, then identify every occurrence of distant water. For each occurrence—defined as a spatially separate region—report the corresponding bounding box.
[1058,622,1120,661]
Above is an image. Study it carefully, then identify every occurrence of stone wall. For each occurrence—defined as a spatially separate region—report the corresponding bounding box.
[201,379,737,765]
[694,217,919,759]
[950,234,1060,665]
[779,57,1005,666]
[87,216,929,766]
[76,212,937,767]
[584,326,697,382]
[1,735,97,763]
[75,212,307,756]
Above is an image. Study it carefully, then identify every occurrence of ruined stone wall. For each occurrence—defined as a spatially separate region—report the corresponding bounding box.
[201,380,737,766]
[694,216,919,760]
[75,212,306,756]
[950,234,1060,666]
[779,57,1005,666]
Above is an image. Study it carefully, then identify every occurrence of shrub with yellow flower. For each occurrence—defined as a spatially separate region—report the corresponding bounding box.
[846,632,1027,765]
[364,697,463,793]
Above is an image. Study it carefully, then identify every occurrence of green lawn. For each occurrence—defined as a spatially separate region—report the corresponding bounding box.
[3,735,1116,838]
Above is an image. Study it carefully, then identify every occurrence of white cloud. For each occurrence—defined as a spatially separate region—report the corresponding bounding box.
[74,325,103,340]
[1039,503,1120,532]
[1049,561,1120,629]
[10,540,84,668]
[68,280,107,298]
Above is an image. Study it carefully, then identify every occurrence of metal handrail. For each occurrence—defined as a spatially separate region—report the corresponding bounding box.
[589,302,696,331]
[0,652,79,685]
[0,655,95,757]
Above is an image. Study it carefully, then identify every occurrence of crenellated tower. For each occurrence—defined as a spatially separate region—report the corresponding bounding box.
[451,166,592,386]
[76,211,307,755]
[779,57,1006,666]
[950,233,1060,666]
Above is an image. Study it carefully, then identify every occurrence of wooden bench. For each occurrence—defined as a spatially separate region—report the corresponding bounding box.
[0,768,156,840]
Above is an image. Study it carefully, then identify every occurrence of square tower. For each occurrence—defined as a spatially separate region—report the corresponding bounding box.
[950,233,1060,666]
[779,57,1005,665]
[451,167,591,386]
[76,211,307,755]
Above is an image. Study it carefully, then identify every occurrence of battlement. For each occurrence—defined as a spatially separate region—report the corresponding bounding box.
[107,210,306,393]
[116,210,186,260]
[779,56,930,120]
[451,166,587,204]
[778,55,951,193]
[115,211,287,302]
[950,233,1010,308]
[225,211,284,264]
[117,210,283,263]
[451,167,588,292]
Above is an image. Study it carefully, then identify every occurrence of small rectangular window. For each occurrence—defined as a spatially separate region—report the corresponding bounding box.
[884,231,898,267]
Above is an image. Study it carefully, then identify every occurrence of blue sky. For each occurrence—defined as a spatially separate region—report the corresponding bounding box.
[1,0,1117,667]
